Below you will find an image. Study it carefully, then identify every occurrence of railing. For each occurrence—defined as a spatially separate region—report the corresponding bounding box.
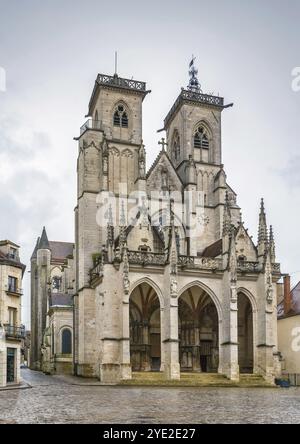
[4,324,25,339]
[178,255,222,270]
[164,89,224,127]
[96,73,146,92]
[80,119,103,135]
[127,251,166,266]
[272,263,281,273]
[7,253,19,261]
[5,285,23,295]
[237,261,261,273]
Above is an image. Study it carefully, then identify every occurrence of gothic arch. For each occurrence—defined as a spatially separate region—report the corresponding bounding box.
[111,100,131,129]
[60,326,72,355]
[237,289,255,373]
[192,120,213,163]
[109,146,120,157]
[129,279,162,371]
[129,277,164,309]
[171,128,180,161]
[236,287,258,315]
[178,280,222,323]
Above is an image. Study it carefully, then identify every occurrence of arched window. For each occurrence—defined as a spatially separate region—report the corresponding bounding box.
[172,131,180,160]
[52,276,61,293]
[61,329,72,354]
[113,104,128,128]
[194,125,209,149]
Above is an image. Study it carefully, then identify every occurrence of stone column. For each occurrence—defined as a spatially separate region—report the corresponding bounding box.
[193,323,201,372]
[256,270,276,383]
[221,273,239,381]
[120,297,132,380]
[163,295,180,380]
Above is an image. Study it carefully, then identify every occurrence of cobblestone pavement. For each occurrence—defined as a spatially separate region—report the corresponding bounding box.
[0,369,299,424]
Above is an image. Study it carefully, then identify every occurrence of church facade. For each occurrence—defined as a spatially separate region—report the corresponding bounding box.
[31,62,282,383]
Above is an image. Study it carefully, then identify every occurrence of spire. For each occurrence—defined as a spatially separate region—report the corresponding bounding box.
[119,200,127,247]
[187,56,202,93]
[31,236,40,260]
[138,141,146,179]
[258,198,268,257]
[168,199,178,275]
[187,155,196,184]
[228,225,237,285]
[222,191,232,236]
[107,204,115,261]
[269,225,276,263]
[38,227,50,250]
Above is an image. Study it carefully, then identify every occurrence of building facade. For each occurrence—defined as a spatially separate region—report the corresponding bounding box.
[31,63,284,384]
[30,228,74,373]
[0,240,25,386]
[277,276,300,385]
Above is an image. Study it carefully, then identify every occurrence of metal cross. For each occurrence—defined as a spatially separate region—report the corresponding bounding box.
[158,137,168,151]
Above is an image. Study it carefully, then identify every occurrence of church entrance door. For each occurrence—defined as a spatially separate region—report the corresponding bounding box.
[178,286,219,373]
[129,283,161,372]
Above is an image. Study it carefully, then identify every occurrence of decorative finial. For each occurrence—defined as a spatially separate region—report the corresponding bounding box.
[187,56,202,93]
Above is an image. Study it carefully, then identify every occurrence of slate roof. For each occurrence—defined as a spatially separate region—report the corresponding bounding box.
[0,249,26,272]
[202,239,222,258]
[31,227,74,261]
[277,281,300,318]
[50,293,73,307]
[49,241,74,261]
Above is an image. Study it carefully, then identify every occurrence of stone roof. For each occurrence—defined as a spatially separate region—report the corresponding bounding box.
[202,239,222,258]
[50,293,73,307]
[39,226,50,249]
[277,281,300,318]
[146,149,183,184]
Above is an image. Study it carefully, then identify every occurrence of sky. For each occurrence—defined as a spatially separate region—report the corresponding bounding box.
[0,0,300,327]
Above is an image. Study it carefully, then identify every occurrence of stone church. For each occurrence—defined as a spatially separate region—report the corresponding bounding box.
[30,61,282,383]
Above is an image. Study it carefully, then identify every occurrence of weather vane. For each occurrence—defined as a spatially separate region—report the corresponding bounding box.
[187,55,202,93]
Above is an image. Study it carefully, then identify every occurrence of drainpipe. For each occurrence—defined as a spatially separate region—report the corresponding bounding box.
[283,274,291,316]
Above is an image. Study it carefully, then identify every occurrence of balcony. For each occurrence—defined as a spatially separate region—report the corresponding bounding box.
[96,73,147,93]
[80,119,103,136]
[7,252,19,261]
[4,324,25,340]
[5,285,23,296]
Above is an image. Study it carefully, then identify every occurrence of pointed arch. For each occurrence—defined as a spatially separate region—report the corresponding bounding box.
[193,121,212,149]
[237,288,256,374]
[171,129,180,161]
[178,280,222,322]
[129,277,164,309]
[112,100,130,128]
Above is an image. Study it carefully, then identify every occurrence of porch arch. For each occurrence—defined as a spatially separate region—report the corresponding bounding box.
[129,280,162,372]
[178,281,221,373]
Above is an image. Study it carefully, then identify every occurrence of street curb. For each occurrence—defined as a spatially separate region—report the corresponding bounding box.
[0,381,32,391]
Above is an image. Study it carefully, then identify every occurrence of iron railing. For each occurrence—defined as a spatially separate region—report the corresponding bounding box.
[5,285,23,295]
[164,89,224,127]
[80,119,103,135]
[4,324,25,339]
[96,74,146,92]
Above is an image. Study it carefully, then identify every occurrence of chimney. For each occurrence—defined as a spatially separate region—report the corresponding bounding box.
[283,275,292,315]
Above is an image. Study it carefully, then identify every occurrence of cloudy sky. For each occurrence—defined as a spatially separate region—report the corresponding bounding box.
[0,0,300,327]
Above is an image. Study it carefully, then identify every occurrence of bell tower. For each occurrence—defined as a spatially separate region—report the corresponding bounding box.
[74,72,149,377]
[164,58,231,185]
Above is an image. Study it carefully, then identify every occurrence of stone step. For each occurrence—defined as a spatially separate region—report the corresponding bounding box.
[119,372,274,387]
